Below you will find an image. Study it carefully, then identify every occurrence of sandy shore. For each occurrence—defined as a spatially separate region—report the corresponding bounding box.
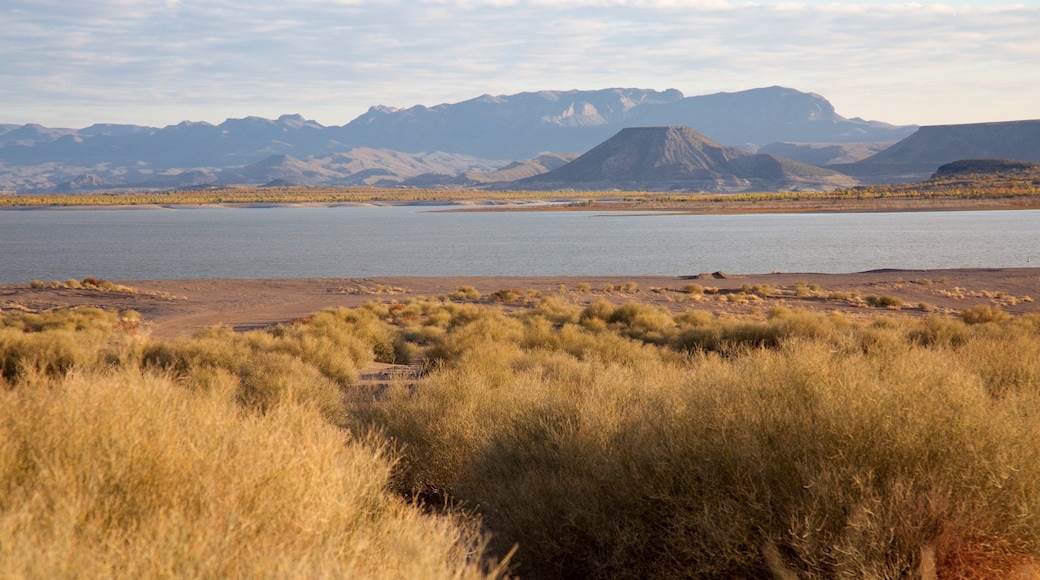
[4,270,1035,340]
[2,269,1037,339]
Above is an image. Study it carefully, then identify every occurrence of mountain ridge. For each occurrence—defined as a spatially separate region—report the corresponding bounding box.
[0,85,964,193]
[831,119,1040,183]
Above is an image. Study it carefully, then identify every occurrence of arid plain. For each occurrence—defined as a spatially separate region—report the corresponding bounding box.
[2,268,1037,339]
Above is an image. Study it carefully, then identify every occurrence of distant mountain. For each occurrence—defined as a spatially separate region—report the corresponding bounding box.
[216,154,341,186]
[626,87,911,150]
[337,86,914,158]
[52,173,119,193]
[511,126,857,192]
[315,147,502,186]
[465,153,580,184]
[336,88,685,159]
[832,120,1040,183]
[756,142,897,166]
[134,169,218,189]
[0,86,917,193]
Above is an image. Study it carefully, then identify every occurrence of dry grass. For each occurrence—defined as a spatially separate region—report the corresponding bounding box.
[0,368,500,579]
[5,302,1040,578]
[348,303,1040,578]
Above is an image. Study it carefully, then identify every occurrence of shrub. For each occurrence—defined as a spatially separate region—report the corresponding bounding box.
[961,304,1010,325]
[674,309,713,327]
[490,288,524,303]
[579,299,615,323]
[682,283,704,295]
[741,283,776,297]
[908,315,970,347]
[29,279,45,289]
[864,294,903,309]
[448,285,481,301]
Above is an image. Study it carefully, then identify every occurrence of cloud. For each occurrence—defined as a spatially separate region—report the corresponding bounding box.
[1,0,1037,127]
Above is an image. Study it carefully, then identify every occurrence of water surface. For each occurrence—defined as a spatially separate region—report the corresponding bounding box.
[1,206,1037,283]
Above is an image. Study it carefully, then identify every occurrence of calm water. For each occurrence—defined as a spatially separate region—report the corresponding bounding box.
[1,206,1038,283]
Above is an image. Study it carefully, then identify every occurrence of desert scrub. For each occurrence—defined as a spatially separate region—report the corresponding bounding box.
[864,294,903,309]
[489,288,528,303]
[961,304,1011,325]
[907,315,971,347]
[741,282,776,297]
[794,280,822,297]
[448,285,481,301]
[0,370,501,579]
[682,282,705,295]
[0,307,132,385]
[142,308,405,422]
[353,324,1040,578]
[9,301,1040,578]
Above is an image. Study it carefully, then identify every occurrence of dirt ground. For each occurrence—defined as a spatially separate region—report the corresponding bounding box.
[2,269,1038,340]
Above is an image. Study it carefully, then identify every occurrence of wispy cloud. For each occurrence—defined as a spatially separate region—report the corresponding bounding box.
[1,0,1037,127]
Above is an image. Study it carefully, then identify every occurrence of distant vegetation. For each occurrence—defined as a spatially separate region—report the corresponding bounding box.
[3,297,1040,577]
[1,163,1038,210]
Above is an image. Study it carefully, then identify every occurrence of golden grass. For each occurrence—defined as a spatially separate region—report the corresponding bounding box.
[0,370,499,579]
[347,302,1040,578]
[4,301,1040,578]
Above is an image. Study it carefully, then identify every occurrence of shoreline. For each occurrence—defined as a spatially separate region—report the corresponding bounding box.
[3,193,1040,215]
[3,268,1037,339]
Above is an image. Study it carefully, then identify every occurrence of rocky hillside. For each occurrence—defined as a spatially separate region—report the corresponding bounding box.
[511,126,858,192]
[756,142,896,166]
[832,120,1040,184]
[932,158,1040,179]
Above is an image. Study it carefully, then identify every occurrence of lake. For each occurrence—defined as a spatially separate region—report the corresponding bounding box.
[1,206,1038,283]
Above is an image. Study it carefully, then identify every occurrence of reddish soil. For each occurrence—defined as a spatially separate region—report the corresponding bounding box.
[2,269,1038,340]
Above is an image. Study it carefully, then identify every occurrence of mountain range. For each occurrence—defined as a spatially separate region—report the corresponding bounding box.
[0,86,914,193]
[338,86,911,158]
[2,86,1039,193]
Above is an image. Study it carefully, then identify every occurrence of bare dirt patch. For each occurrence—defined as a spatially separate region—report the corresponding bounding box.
[2,269,1038,339]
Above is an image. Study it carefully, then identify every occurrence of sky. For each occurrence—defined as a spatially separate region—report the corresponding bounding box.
[2,0,1039,129]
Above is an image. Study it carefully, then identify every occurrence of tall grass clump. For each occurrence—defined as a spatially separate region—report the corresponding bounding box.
[349,304,1040,578]
[864,294,904,309]
[0,307,137,386]
[142,307,408,422]
[448,285,482,301]
[961,304,1011,325]
[0,370,500,579]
